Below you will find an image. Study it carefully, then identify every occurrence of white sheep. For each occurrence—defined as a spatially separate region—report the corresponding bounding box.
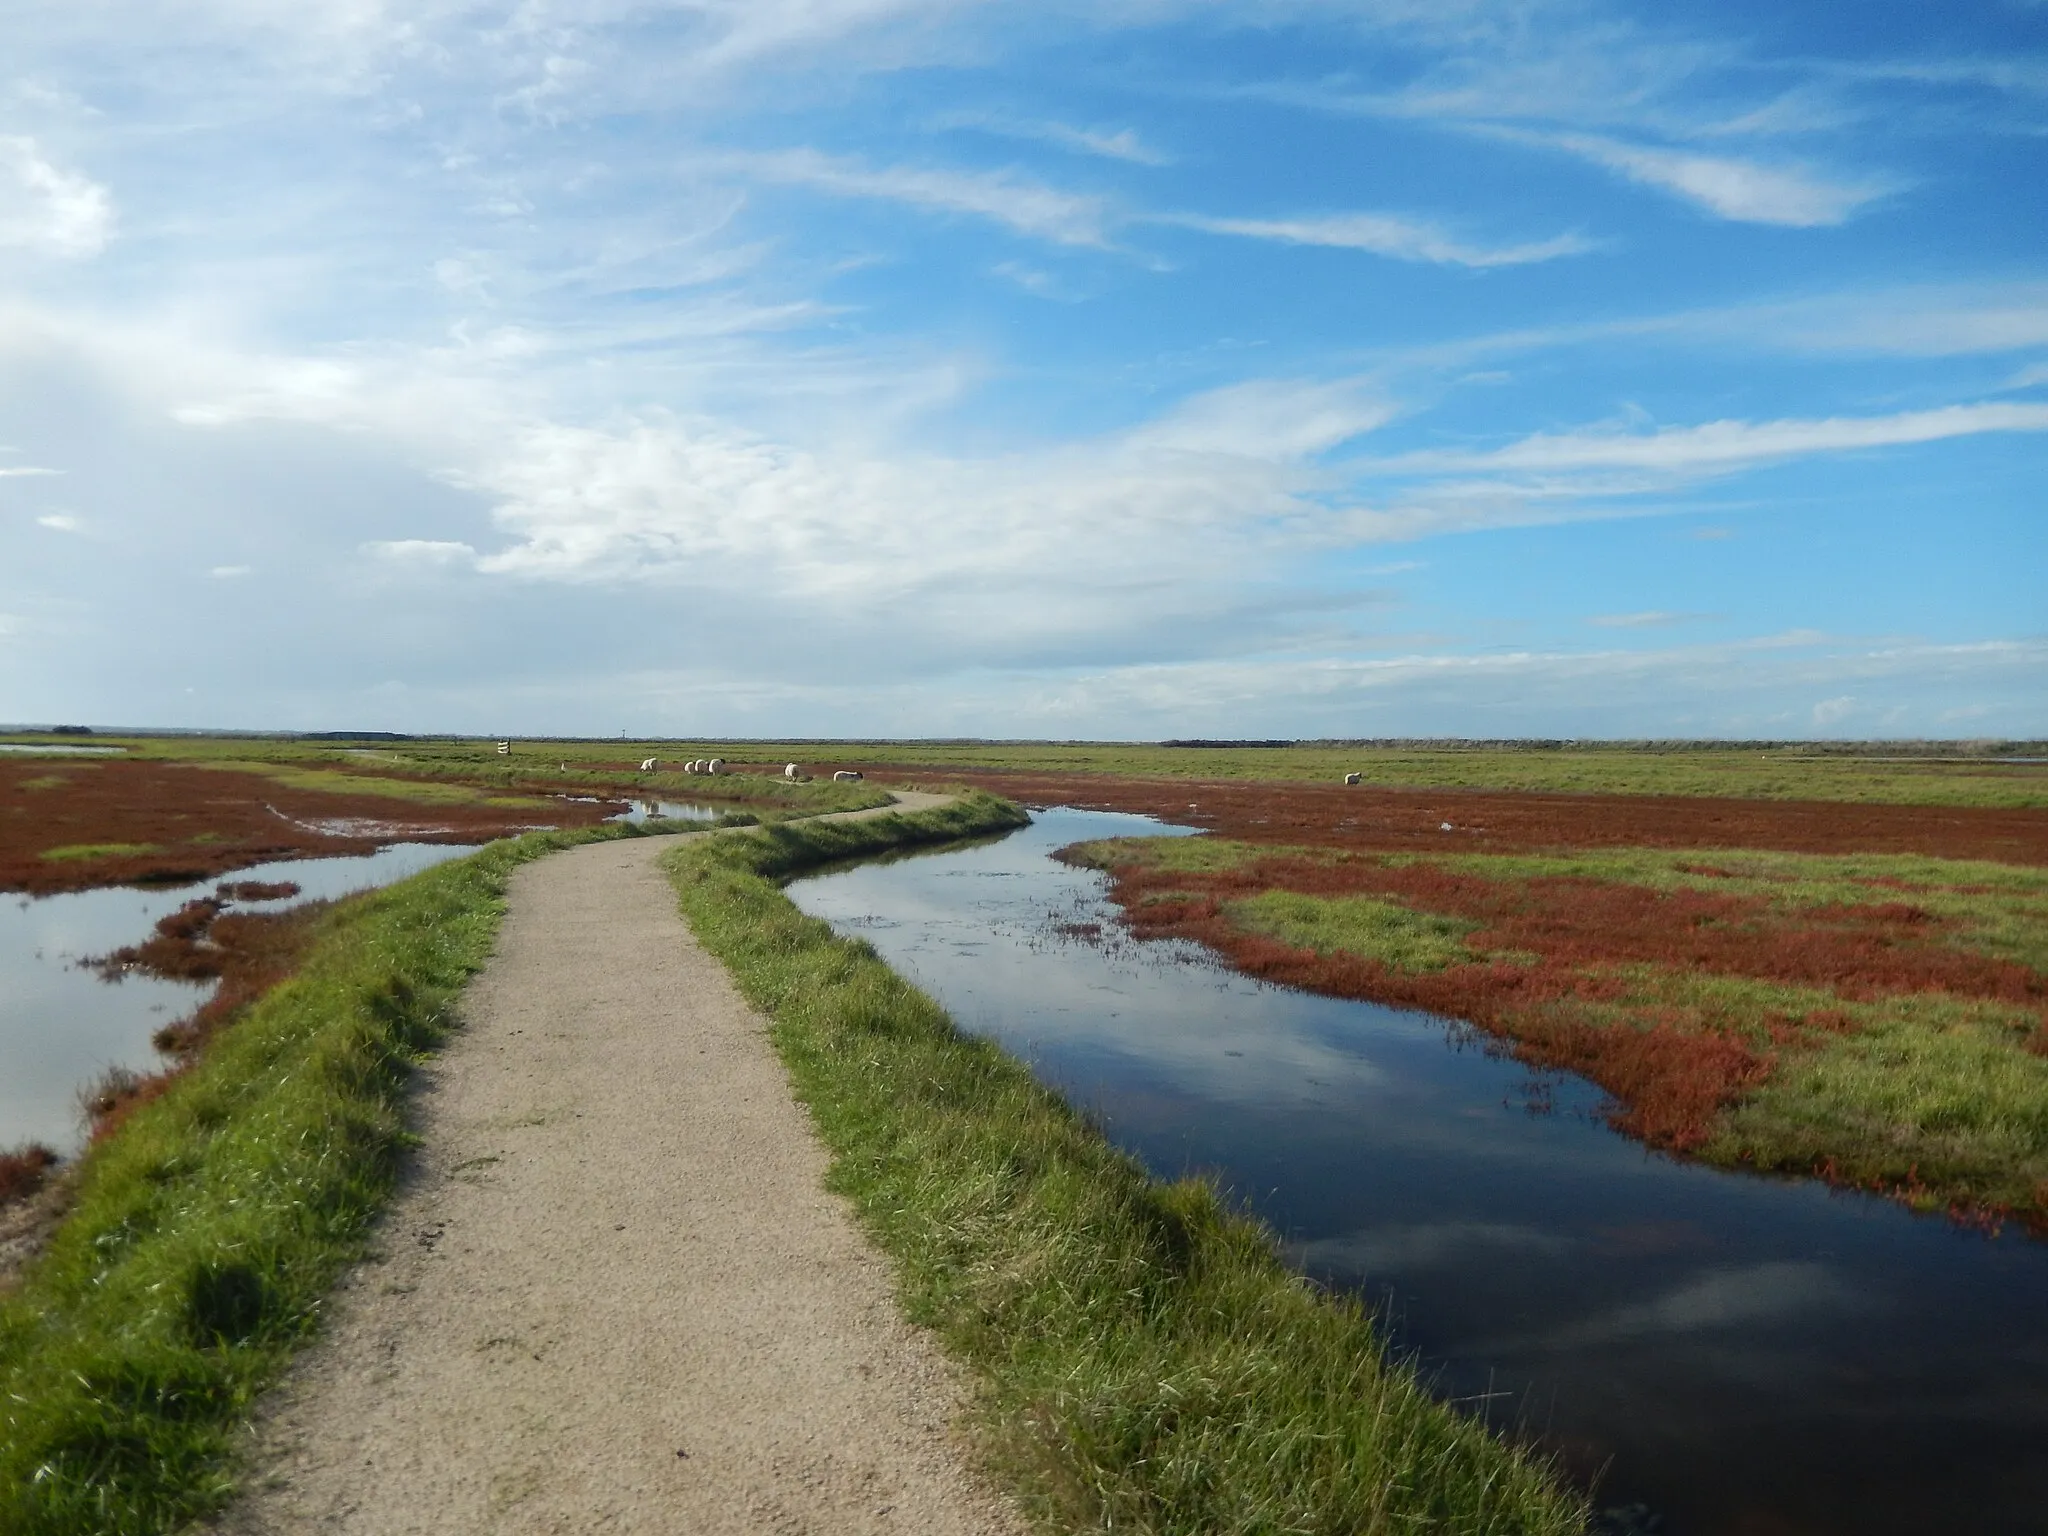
[833,769,862,782]
[784,763,801,781]
[639,757,658,773]
[707,758,724,774]
[1344,772,1361,786]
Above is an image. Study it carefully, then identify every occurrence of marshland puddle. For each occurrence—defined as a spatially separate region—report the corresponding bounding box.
[790,806,2048,1536]
[2,843,477,1152]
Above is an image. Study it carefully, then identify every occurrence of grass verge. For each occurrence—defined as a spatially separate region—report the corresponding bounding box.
[0,817,691,1534]
[661,794,1588,1535]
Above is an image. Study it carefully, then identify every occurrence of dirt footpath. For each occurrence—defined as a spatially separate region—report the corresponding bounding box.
[216,803,1022,1535]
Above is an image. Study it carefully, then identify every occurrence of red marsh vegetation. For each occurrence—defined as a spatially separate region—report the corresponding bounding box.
[1,757,619,895]
[940,770,2048,865]
[1091,851,2043,1154]
[1007,769,2048,1225]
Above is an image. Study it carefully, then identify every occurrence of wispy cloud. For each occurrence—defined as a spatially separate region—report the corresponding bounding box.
[1504,129,1895,226]
[1380,401,2048,481]
[1588,610,1717,628]
[365,539,478,567]
[936,112,1171,165]
[34,512,82,531]
[0,137,113,257]
[1163,209,1592,268]
[710,147,1112,246]
[1126,377,1396,458]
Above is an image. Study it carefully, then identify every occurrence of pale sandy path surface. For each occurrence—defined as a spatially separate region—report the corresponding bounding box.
[215,794,1024,1535]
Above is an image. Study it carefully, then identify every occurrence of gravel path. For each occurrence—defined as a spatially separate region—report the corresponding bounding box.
[215,801,1022,1534]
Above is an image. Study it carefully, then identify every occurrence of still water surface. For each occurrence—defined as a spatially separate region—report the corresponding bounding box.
[790,807,2048,1536]
[2,843,476,1152]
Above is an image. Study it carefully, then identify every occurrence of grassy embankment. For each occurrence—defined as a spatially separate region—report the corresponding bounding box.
[0,817,699,1534]
[1066,835,2048,1228]
[662,798,1588,1535]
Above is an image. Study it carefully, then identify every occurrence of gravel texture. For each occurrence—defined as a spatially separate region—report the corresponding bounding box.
[215,805,1022,1534]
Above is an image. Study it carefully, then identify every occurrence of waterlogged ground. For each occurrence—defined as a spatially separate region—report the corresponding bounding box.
[1,844,477,1152]
[790,808,2048,1536]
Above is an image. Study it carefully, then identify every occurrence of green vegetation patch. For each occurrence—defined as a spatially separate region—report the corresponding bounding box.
[39,842,162,862]
[1714,994,2048,1214]
[201,760,551,808]
[1061,833,1280,877]
[1231,890,1485,974]
[0,819,670,1533]
[661,797,1585,1534]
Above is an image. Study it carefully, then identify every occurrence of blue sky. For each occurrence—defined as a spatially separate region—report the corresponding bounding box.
[1,0,2043,738]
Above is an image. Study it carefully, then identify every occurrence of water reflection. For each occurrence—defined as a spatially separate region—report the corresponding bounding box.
[790,807,2048,1536]
[606,800,723,824]
[1,843,476,1152]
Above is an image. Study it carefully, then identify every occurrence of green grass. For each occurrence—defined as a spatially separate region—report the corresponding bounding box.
[56,732,2048,809]
[0,817,689,1534]
[1717,991,2048,1213]
[129,739,895,817]
[668,739,2048,809]
[660,796,1587,1535]
[38,842,162,862]
[194,760,555,808]
[1232,891,1485,974]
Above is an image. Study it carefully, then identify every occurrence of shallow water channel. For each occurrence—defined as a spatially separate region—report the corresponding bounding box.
[2,843,477,1153]
[790,807,2048,1536]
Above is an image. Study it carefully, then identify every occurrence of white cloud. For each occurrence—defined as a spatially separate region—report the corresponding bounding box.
[366,539,478,566]
[35,512,82,531]
[0,137,113,257]
[209,564,253,578]
[1588,610,1714,628]
[1701,284,2048,357]
[1381,400,2048,481]
[1812,694,1857,727]
[1520,130,1893,226]
[1126,377,1396,459]
[711,148,1111,246]
[1166,210,1591,268]
[937,113,1171,165]
[5,466,62,480]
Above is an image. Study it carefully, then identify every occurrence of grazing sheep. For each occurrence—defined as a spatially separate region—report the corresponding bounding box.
[1344,772,1361,786]
[832,769,862,782]
[1440,822,1454,832]
[707,758,724,774]
[639,757,658,773]
[784,763,801,781]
